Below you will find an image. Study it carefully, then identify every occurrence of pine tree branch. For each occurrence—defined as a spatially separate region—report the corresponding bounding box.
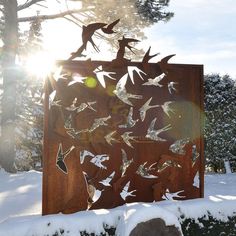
[17,0,45,11]
[17,9,86,22]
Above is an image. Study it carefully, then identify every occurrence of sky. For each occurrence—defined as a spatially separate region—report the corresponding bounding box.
[145,0,236,77]
[28,0,236,78]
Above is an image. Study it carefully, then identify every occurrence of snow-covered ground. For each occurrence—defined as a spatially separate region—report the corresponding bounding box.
[0,169,236,235]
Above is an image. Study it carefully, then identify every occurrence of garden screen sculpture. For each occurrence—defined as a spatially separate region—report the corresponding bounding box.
[43,19,204,215]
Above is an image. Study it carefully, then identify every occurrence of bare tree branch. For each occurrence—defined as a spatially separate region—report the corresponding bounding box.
[63,16,81,27]
[17,0,45,11]
[17,9,87,22]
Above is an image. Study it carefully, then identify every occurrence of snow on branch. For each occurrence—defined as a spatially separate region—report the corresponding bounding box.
[18,9,86,22]
[17,0,45,11]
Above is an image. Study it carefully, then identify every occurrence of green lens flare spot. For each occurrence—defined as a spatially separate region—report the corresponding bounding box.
[85,77,97,88]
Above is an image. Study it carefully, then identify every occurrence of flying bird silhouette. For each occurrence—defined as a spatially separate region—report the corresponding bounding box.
[146,118,172,142]
[120,181,136,201]
[142,46,159,63]
[119,107,139,128]
[127,66,146,84]
[169,138,190,155]
[115,36,140,62]
[65,98,79,112]
[99,171,115,187]
[76,101,97,113]
[121,131,137,148]
[80,150,95,164]
[90,186,104,203]
[68,44,87,60]
[66,128,88,139]
[80,150,109,169]
[93,65,116,88]
[142,73,165,87]
[64,114,73,129]
[101,19,120,34]
[139,97,160,122]
[158,54,176,74]
[68,74,86,86]
[136,162,158,179]
[104,130,118,145]
[162,189,185,201]
[168,81,178,94]
[56,143,75,174]
[161,101,175,117]
[68,22,107,60]
[113,73,142,106]
[120,149,133,177]
[89,115,111,132]
[90,154,109,169]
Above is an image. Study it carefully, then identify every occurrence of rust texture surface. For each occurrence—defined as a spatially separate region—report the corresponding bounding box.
[42,19,204,215]
[43,60,204,215]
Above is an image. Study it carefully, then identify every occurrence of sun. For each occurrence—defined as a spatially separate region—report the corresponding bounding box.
[24,52,56,78]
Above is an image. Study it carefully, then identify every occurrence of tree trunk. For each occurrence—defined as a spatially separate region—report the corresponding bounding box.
[0,0,18,172]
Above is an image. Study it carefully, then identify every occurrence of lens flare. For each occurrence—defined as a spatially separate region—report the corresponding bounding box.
[24,52,55,78]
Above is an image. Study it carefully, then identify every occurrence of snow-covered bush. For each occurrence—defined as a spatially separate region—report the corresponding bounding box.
[204,74,236,172]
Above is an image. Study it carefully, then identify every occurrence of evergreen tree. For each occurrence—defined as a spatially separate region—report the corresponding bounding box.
[204,74,236,172]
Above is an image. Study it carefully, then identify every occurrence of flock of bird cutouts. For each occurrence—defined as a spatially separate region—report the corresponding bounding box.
[52,19,194,203]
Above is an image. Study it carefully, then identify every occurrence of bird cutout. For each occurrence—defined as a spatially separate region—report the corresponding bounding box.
[127,66,146,84]
[68,74,87,86]
[104,130,118,145]
[56,143,75,174]
[80,150,95,164]
[120,181,136,201]
[92,186,104,203]
[168,81,178,94]
[76,101,97,113]
[142,73,165,87]
[66,128,88,139]
[64,114,73,129]
[158,54,176,74]
[160,101,176,117]
[113,73,142,106]
[139,97,160,122]
[99,171,115,187]
[120,149,133,177]
[68,22,107,60]
[157,160,182,173]
[162,189,185,201]
[193,171,200,188]
[115,36,140,62]
[49,91,61,109]
[146,118,172,142]
[52,66,68,81]
[93,65,116,88]
[142,46,159,63]
[80,150,109,169]
[119,107,139,128]
[90,154,109,169]
[89,115,111,132]
[65,98,79,112]
[121,131,137,148]
[169,138,190,155]
[101,19,120,34]
[192,144,200,162]
[136,162,158,179]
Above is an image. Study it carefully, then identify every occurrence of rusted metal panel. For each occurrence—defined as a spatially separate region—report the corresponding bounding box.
[43,60,204,215]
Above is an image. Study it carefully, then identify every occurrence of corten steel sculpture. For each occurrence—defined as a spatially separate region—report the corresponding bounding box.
[43,19,204,215]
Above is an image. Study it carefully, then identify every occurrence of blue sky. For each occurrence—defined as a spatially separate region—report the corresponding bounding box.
[41,0,236,78]
[144,0,236,77]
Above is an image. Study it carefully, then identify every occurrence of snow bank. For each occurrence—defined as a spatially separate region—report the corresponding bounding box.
[115,203,182,236]
[0,169,236,235]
